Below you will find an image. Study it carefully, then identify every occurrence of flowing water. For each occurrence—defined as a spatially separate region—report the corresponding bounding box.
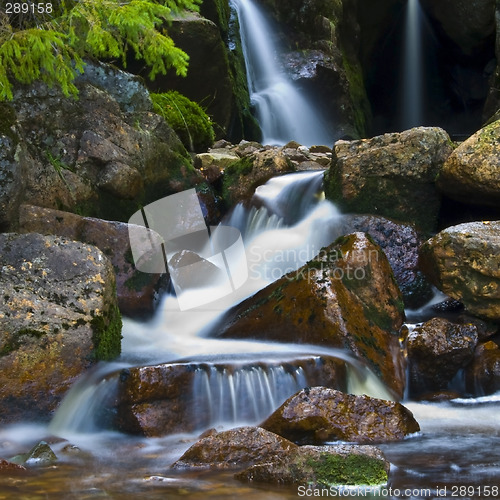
[401,0,424,129]
[1,171,499,499]
[230,0,332,146]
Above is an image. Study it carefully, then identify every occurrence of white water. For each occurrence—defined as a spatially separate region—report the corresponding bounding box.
[231,0,332,147]
[402,0,424,129]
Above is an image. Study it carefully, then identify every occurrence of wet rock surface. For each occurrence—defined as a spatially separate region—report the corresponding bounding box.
[465,340,500,396]
[18,204,164,319]
[173,425,390,487]
[0,233,121,424]
[114,357,345,437]
[437,120,500,208]
[325,127,453,231]
[406,317,479,395]
[216,232,406,397]
[419,221,500,320]
[260,387,420,445]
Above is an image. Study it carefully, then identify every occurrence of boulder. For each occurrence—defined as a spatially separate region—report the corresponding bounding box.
[325,127,453,232]
[0,459,26,473]
[215,232,406,398]
[437,120,500,208]
[420,0,496,56]
[114,356,345,436]
[0,62,203,230]
[173,425,390,487]
[419,221,500,320]
[145,13,235,138]
[339,215,433,308]
[172,426,297,469]
[465,341,500,396]
[0,233,122,424]
[18,204,164,319]
[236,444,390,487]
[260,387,419,445]
[222,147,294,205]
[406,317,479,395]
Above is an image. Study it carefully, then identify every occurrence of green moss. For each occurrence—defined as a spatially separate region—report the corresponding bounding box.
[124,270,152,292]
[150,91,215,152]
[307,453,388,487]
[90,303,122,361]
[222,155,255,203]
[0,102,17,138]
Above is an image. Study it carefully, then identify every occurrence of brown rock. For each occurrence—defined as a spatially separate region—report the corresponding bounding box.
[465,341,500,396]
[172,426,298,469]
[419,221,500,320]
[437,120,500,208]
[260,387,420,445]
[325,127,453,231]
[215,232,406,397]
[407,317,478,395]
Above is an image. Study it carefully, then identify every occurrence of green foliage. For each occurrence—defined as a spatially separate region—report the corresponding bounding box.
[0,0,201,101]
[151,90,215,152]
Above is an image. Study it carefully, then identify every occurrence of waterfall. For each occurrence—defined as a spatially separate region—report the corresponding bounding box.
[401,0,424,129]
[231,0,332,147]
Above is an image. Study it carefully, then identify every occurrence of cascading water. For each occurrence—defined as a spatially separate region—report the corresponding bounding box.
[401,0,424,129]
[231,0,332,147]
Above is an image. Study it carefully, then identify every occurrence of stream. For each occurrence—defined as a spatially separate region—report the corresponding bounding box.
[1,171,499,499]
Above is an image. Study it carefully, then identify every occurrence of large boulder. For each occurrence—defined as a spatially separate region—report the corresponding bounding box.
[173,426,390,487]
[324,127,453,232]
[437,120,500,208]
[339,215,433,308]
[114,356,345,436]
[0,62,203,230]
[0,233,122,424]
[215,232,406,398]
[18,204,164,319]
[419,221,500,320]
[260,387,420,445]
[406,317,479,396]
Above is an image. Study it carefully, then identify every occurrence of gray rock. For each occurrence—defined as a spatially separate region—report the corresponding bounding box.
[0,233,121,424]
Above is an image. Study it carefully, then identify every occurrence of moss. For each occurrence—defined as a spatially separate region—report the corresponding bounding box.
[222,155,255,203]
[150,91,215,152]
[124,270,152,292]
[90,302,122,361]
[0,102,17,138]
[307,453,388,487]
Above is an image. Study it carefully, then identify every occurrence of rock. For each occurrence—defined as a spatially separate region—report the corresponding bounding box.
[420,0,496,56]
[0,62,203,230]
[0,233,121,424]
[215,232,406,397]
[236,444,390,488]
[406,318,479,395]
[9,441,57,466]
[222,148,294,205]
[114,356,345,436]
[419,221,500,320]
[437,120,500,208]
[339,215,433,308]
[465,341,500,396]
[145,13,235,139]
[0,459,26,473]
[172,426,297,469]
[261,387,419,445]
[325,127,453,232]
[18,204,165,318]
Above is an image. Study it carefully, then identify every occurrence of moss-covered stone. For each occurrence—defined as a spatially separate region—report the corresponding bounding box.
[91,302,122,361]
[151,91,215,152]
[307,452,388,487]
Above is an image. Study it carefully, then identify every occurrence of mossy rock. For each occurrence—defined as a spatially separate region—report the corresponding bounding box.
[151,91,215,153]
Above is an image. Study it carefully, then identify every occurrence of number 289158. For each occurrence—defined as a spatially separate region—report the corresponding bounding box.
[6,3,53,14]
